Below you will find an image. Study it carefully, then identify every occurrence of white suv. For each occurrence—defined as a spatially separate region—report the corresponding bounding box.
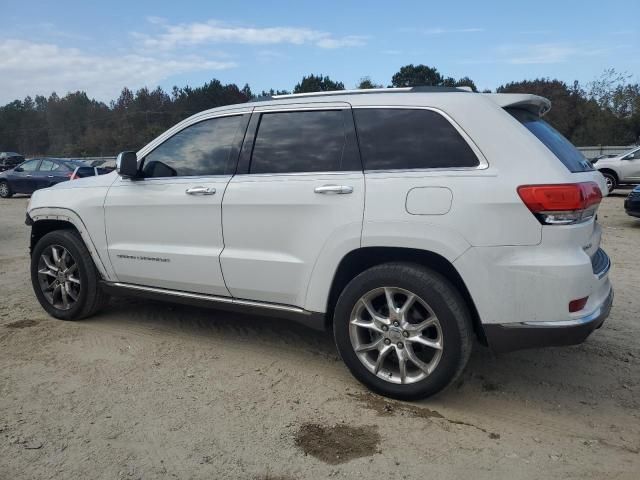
[26,87,613,400]
[594,146,640,192]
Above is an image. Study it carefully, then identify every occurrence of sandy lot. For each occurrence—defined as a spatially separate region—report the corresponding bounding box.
[1,192,639,479]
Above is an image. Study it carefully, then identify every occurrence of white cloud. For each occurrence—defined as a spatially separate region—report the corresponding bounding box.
[136,19,367,50]
[458,43,608,65]
[500,43,579,64]
[401,27,484,35]
[0,39,236,104]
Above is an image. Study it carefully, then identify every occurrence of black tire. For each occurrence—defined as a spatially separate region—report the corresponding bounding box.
[31,229,109,320]
[333,262,473,400]
[0,181,12,198]
[602,172,617,193]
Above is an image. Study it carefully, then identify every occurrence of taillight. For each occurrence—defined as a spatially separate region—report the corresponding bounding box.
[68,172,76,180]
[517,182,602,225]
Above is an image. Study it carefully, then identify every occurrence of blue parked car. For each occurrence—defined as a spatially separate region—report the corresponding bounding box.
[625,185,640,218]
[0,158,102,198]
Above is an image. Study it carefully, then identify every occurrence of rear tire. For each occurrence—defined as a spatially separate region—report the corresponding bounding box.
[0,181,12,198]
[333,262,473,400]
[602,173,617,193]
[31,229,109,320]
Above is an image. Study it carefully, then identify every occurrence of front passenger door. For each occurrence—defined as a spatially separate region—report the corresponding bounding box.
[105,112,250,295]
[621,148,640,181]
[12,159,41,193]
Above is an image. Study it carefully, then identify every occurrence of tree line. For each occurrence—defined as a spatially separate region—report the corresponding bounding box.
[0,65,638,157]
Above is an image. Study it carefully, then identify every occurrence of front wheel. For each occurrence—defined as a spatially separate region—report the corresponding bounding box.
[602,173,617,193]
[333,263,473,400]
[0,181,12,198]
[31,229,109,320]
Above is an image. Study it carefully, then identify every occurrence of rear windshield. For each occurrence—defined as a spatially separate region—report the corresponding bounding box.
[507,108,593,173]
[62,160,88,170]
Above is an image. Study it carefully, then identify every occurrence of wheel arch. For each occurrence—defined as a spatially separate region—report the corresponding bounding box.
[323,246,487,345]
[598,168,619,182]
[29,208,111,281]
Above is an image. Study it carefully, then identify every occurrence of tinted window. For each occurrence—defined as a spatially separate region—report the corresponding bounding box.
[508,108,593,173]
[143,115,243,178]
[20,160,40,172]
[250,110,347,174]
[354,109,479,170]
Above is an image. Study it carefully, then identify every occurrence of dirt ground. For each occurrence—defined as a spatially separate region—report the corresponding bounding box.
[1,191,639,480]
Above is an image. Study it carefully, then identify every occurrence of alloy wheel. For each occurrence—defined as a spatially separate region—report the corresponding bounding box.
[349,287,443,385]
[0,183,8,197]
[604,176,614,192]
[37,245,81,310]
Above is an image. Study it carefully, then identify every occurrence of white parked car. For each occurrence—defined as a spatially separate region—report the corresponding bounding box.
[594,145,640,192]
[26,87,613,399]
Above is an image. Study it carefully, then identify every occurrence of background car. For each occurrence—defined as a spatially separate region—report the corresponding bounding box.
[624,185,640,218]
[595,146,640,192]
[70,165,110,179]
[87,158,116,171]
[0,152,25,172]
[0,157,98,198]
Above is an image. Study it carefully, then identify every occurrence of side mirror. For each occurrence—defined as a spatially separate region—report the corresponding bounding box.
[14,166,23,172]
[116,151,139,178]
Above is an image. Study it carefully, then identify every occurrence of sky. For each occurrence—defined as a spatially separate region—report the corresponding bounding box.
[1,0,638,105]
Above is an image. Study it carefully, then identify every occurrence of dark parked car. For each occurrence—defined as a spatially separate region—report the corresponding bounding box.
[625,185,640,218]
[0,152,25,172]
[0,158,99,198]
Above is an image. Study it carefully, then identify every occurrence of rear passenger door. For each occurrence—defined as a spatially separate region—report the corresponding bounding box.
[220,103,364,308]
[36,159,70,189]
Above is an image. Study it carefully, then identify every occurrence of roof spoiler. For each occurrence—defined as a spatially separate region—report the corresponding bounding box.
[483,93,552,116]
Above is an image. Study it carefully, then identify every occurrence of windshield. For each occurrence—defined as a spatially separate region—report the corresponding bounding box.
[6,156,24,165]
[507,108,593,173]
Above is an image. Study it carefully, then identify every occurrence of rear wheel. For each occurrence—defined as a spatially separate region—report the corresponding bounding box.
[602,173,617,193]
[333,262,473,400]
[31,229,109,320]
[0,181,12,198]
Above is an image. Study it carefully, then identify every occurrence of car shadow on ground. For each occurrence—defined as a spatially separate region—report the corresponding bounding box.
[80,295,637,410]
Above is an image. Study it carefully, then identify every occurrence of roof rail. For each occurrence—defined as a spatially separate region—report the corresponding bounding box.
[269,86,472,100]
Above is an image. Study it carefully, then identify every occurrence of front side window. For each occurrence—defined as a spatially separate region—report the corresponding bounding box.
[354,108,480,170]
[20,160,40,172]
[250,110,347,174]
[143,115,243,178]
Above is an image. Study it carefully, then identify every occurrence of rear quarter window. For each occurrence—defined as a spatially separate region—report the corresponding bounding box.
[507,108,593,173]
[353,108,480,170]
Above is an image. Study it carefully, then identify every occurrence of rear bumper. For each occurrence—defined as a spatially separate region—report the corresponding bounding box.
[484,287,613,353]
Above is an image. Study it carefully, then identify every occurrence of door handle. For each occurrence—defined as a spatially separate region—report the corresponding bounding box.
[26,174,32,177]
[314,184,354,195]
[185,186,216,195]
[47,175,54,178]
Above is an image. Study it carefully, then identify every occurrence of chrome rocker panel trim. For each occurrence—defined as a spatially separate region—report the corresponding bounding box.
[100,281,327,330]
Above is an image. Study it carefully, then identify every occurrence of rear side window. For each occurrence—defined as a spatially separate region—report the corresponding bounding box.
[250,110,347,174]
[40,160,65,171]
[507,108,593,173]
[353,108,479,170]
